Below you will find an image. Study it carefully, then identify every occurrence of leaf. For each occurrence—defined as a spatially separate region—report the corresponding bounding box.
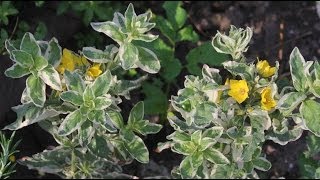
[142,83,168,115]
[119,42,138,70]
[90,21,125,44]
[177,25,199,43]
[20,32,41,58]
[193,102,216,127]
[78,121,95,147]
[300,100,320,137]
[163,1,187,30]
[83,9,94,25]
[39,64,62,91]
[91,70,113,97]
[253,157,271,171]
[82,47,112,63]
[154,15,175,43]
[58,110,86,136]
[11,50,34,67]
[26,75,46,107]
[124,3,136,31]
[18,147,70,174]
[94,96,112,110]
[64,71,85,93]
[34,21,47,40]
[45,37,62,68]
[222,60,254,81]
[248,109,271,132]
[88,134,113,159]
[186,42,229,76]
[136,46,160,74]
[5,39,17,59]
[277,92,306,116]
[33,55,48,71]
[266,126,303,145]
[4,64,30,78]
[128,101,144,126]
[60,91,83,106]
[179,156,195,178]
[132,121,162,136]
[289,47,308,92]
[120,129,149,163]
[3,103,59,130]
[106,110,124,129]
[203,126,224,140]
[203,148,230,164]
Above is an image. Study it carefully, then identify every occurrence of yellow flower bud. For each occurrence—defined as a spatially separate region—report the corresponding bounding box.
[87,63,102,78]
[261,87,276,111]
[256,60,276,78]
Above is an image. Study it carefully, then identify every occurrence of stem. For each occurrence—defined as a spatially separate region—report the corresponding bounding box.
[0,16,19,55]
[70,149,76,178]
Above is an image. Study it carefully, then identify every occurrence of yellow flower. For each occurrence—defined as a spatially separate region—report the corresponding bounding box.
[228,79,249,104]
[57,49,89,74]
[261,87,276,111]
[9,155,15,162]
[87,63,102,78]
[256,60,276,78]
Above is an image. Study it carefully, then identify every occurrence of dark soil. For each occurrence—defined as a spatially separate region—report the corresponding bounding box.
[1,1,319,179]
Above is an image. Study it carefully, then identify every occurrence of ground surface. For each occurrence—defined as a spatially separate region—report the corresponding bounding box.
[1,1,320,179]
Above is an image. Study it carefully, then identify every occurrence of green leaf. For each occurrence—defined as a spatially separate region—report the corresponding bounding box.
[106,110,124,129]
[88,134,113,159]
[172,142,196,156]
[4,64,30,78]
[91,70,112,97]
[186,42,229,76]
[56,2,69,15]
[88,110,106,125]
[162,58,182,81]
[289,47,308,92]
[60,91,83,106]
[223,60,254,81]
[301,100,320,137]
[90,21,126,44]
[20,32,41,58]
[124,3,136,31]
[133,121,162,136]
[266,126,303,145]
[154,15,175,43]
[253,157,271,171]
[191,130,202,145]
[64,71,85,93]
[177,25,199,43]
[193,102,216,127]
[39,64,62,91]
[179,156,195,178]
[163,1,187,30]
[203,126,224,140]
[83,9,94,25]
[83,86,95,103]
[167,131,191,143]
[11,50,34,68]
[94,96,112,110]
[58,110,86,136]
[277,92,306,116]
[26,75,46,107]
[78,121,95,147]
[120,129,149,163]
[203,148,230,164]
[45,37,62,68]
[128,101,144,126]
[82,47,112,63]
[33,55,48,71]
[142,83,168,115]
[5,39,17,59]
[34,21,48,40]
[248,109,271,132]
[133,33,158,42]
[119,42,138,70]
[136,46,160,74]
[11,50,34,67]
[18,147,70,174]
[3,103,59,130]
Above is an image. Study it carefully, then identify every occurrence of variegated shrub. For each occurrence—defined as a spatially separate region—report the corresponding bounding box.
[3,4,162,178]
[157,26,320,178]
